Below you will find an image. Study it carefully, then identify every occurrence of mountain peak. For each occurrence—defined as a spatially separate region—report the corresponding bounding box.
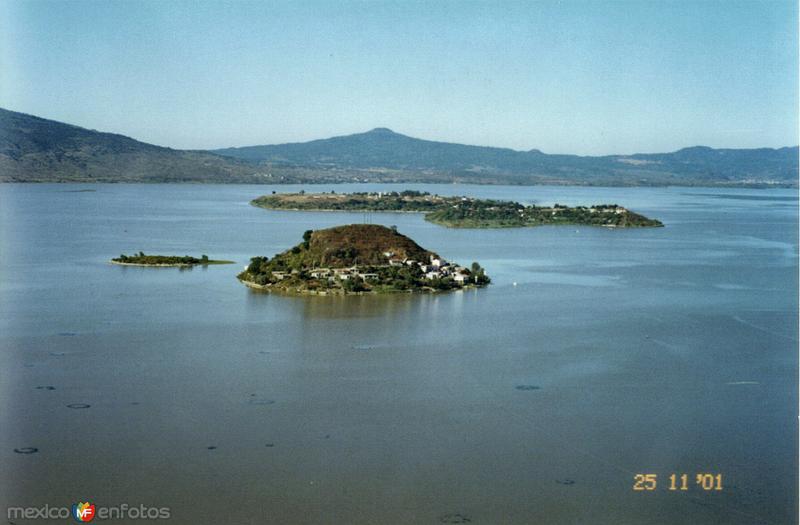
[676,145,713,153]
[366,127,397,135]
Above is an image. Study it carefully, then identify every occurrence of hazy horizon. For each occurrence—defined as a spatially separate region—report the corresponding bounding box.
[1,0,797,155]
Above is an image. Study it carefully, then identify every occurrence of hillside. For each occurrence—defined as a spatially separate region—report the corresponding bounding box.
[0,108,267,183]
[268,224,436,269]
[216,128,798,187]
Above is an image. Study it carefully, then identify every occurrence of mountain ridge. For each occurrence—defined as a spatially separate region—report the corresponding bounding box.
[212,127,798,186]
[218,127,794,159]
[1,107,796,186]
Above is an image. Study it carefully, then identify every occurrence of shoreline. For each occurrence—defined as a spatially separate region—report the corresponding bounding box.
[250,203,424,214]
[239,278,483,296]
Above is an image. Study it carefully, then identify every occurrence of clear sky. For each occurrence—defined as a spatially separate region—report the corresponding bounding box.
[0,0,797,155]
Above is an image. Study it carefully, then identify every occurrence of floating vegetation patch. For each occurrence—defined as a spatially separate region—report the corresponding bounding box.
[66,403,91,409]
[14,447,38,454]
[248,395,276,406]
[439,513,472,524]
[352,343,388,351]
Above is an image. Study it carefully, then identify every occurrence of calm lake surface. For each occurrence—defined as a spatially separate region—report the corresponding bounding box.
[0,183,797,524]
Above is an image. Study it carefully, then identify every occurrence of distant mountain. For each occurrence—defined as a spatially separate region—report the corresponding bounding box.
[1,108,796,186]
[0,108,263,183]
[215,128,798,187]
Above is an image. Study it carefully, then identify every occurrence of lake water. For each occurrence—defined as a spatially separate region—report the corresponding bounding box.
[0,183,797,524]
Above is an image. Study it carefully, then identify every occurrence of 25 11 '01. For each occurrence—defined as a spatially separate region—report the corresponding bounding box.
[633,473,723,491]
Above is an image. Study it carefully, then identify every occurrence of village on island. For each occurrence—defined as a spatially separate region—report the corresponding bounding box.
[269,251,476,285]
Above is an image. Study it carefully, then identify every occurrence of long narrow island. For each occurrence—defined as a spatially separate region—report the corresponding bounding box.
[251,191,663,228]
[111,252,234,267]
[238,224,490,295]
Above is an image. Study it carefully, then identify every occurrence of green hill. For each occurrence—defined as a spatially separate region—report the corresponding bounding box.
[257,224,436,270]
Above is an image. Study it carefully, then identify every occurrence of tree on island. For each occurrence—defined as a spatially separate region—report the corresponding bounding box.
[471,261,490,285]
[341,275,366,293]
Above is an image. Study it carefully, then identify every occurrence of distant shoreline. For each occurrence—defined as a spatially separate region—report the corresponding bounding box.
[1,181,796,189]
[111,260,194,267]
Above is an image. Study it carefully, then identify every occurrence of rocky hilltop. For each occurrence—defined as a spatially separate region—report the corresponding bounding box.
[301,224,435,267]
[238,224,490,294]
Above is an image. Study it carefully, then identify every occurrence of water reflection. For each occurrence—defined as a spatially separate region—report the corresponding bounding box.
[243,287,476,320]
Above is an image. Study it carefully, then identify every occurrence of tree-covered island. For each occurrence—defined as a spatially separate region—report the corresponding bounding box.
[238,224,490,295]
[111,252,234,267]
[251,190,663,228]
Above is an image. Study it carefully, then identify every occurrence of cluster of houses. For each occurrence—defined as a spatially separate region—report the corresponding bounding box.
[257,253,472,285]
[308,267,377,282]
[386,252,472,283]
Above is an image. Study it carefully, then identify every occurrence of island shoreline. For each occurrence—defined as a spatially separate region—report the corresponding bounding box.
[238,277,484,296]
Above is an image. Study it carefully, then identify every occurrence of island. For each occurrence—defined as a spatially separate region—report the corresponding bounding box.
[250,191,664,228]
[237,224,490,295]
[111,252,234,267]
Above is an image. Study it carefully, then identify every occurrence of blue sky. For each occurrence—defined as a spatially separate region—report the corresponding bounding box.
[0,0,797,154]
